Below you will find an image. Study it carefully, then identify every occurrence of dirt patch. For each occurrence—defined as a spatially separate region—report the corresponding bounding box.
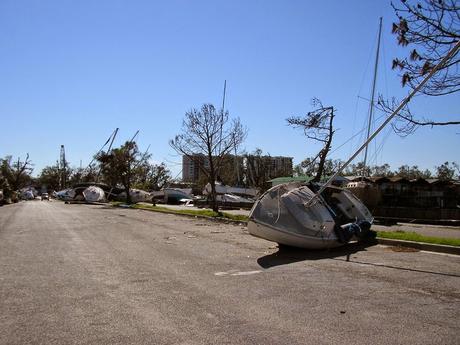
[386,245,420,253]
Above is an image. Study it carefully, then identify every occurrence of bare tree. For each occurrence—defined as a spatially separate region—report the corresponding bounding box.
[381,1,460,135]
[287,98,335,182]
[377,95,460,135]
[11,154,33,190]
[170,104,246,212]
[0,154,33,201]
[391,0,460,95]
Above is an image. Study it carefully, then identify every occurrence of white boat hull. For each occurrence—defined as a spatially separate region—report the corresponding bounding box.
[248,182,374,249]
[248,220,343,249]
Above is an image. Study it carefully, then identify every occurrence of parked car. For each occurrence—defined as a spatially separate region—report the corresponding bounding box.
[41,193,50,201]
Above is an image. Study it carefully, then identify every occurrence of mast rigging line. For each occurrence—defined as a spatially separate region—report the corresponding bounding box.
[363,17,383,173]
[107,128,119,153]
[129,130,140,144]
[301,110,392,173]
[368,126,392,168]
[306,39,460,206]
[217,80,227,156]
[85,128,119,171]
[132,144,152,171]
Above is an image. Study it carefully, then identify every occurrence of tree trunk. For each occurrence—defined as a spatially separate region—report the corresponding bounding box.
[313,149,326,182]
[124,172,132,204]
[313,109,334,183]
[125,184,131,204]
[207,154,219,213]
[210,179,218,212]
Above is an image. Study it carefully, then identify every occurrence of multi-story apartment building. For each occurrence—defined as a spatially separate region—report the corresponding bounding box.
[182,154,210,183]
[245,155,293,188]
[182,154,293,188]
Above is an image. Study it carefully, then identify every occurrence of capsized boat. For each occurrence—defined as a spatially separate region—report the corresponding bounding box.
[203,182,259,198]
[55,188,76,201]
[163,188,193,204]
[216,193,254,209]
[83,186,106,203]
[117,189,152,203]
[248,182,374,249]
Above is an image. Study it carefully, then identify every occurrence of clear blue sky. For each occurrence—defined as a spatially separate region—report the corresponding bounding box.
[0,0,458,178]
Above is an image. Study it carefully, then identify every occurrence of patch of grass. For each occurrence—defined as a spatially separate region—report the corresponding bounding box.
[129,204,249,222]
[377,231,460,247]
[110,201,124,207]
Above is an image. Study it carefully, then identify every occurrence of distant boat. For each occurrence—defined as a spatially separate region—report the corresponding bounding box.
[55,188,76,201]
[203,182,258,199]
[83,186,106,203]
[163,188,193,204]
[117,189,152,203]
[200,182,257,209]
[21,189,35,200]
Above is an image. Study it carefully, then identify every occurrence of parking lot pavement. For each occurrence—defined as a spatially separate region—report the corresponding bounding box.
[1,201,459,345]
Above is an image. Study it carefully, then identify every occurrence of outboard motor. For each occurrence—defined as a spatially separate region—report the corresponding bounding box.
[334,220,374,243]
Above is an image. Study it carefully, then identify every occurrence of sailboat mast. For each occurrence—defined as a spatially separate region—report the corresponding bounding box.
[222,80,227,113]
[306,39,460,207]
[362,17,383,175]
[217,80,226,156]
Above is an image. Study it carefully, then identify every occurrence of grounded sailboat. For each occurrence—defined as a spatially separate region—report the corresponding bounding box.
[248,31,460,249]
[248,182,373,249]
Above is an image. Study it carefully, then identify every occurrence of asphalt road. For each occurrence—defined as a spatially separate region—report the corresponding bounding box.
[1,201,459,345]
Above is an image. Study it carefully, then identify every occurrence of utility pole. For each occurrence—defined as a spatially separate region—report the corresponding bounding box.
[60,145,66,189]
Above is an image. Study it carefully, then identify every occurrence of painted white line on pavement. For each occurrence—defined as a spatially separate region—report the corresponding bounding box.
[215,270,262,276]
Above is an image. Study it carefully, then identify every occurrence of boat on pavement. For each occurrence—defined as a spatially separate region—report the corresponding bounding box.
[248,182,374,249]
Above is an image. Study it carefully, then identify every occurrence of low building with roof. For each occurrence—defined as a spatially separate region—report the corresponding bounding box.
[345,176,460,222]
[268,175,349,188]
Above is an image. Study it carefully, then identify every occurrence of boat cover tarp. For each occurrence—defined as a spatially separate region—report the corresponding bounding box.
[83,186,106,202]
[56,188,76,200]
[251,183,336,238]
[203,183,258,198]
[117,189,153,203]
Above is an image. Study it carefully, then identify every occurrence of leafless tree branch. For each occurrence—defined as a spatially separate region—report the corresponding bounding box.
[391,0,460,95]
[287,98,336,181]
[377,95,460,136]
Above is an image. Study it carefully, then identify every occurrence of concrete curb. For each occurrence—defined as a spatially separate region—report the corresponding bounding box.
[112,204,460,255]
[118,204,247,226]
[377,238,460,255]
[66,201,107,206]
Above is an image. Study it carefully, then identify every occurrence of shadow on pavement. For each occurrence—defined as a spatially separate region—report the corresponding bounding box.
[330,257,460,278]
[258,241,460,278]
[257,241,377,269]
